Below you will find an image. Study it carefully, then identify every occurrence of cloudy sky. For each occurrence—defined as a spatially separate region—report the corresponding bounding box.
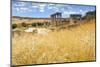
[12,0,96,18]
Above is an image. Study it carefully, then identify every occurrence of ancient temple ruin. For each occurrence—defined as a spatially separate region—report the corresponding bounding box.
[70,14,82,25]
[50,12,82,26]
[50,12,62,26]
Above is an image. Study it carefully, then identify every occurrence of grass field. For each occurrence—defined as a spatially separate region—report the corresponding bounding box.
[12,19,96,65]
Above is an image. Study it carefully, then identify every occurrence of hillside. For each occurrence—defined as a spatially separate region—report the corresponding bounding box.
[12,19,96,65]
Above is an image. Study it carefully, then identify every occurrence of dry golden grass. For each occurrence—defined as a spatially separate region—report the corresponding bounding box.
[12,20,96,65]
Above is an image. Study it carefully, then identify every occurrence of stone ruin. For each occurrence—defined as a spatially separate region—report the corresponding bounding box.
[69,14,82,25]
[50,12,82,26]
[50,12,62,26]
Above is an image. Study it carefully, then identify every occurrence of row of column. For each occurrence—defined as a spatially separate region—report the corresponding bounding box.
[51,12,62,26]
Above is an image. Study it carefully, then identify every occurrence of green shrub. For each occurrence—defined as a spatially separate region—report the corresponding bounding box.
[21,22,27,27]
[12,24,17,29]
[32,23,37,27]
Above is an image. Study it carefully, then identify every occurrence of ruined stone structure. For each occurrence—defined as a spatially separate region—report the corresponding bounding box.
[70,14,82,25]
[12,13,84,27]
[50,12,82,26]
[85,10,96,20]
[12,10,96,28]
[50,12,62,26]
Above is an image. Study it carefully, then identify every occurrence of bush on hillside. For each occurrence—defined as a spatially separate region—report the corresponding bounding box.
[21,22,27,27]
[12,24,17,29]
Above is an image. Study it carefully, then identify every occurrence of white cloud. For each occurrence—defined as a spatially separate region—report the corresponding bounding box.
[20,7,29,12]
[80,9,82,12]
[31,3,47,12]
[15,7,32,13]
[14,2,76,14]
[48,4,55,9]
[39,4,46,7]
[38,4,46,12]
[62,10,81,18]
[48,6,53,9]
[39,8,44,12]
[48,4,61,12]
[15,8,20,12]
[55,7,60,12]
[49,4,55,6]
[47,4,72,13]
[32,5,38,8]
[13,1,33,13]
[14,2,26,7]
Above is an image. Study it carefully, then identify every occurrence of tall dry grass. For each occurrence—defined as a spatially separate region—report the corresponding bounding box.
[12,20,96,65]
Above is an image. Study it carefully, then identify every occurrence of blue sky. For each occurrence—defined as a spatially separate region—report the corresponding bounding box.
[12,1,96,18]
